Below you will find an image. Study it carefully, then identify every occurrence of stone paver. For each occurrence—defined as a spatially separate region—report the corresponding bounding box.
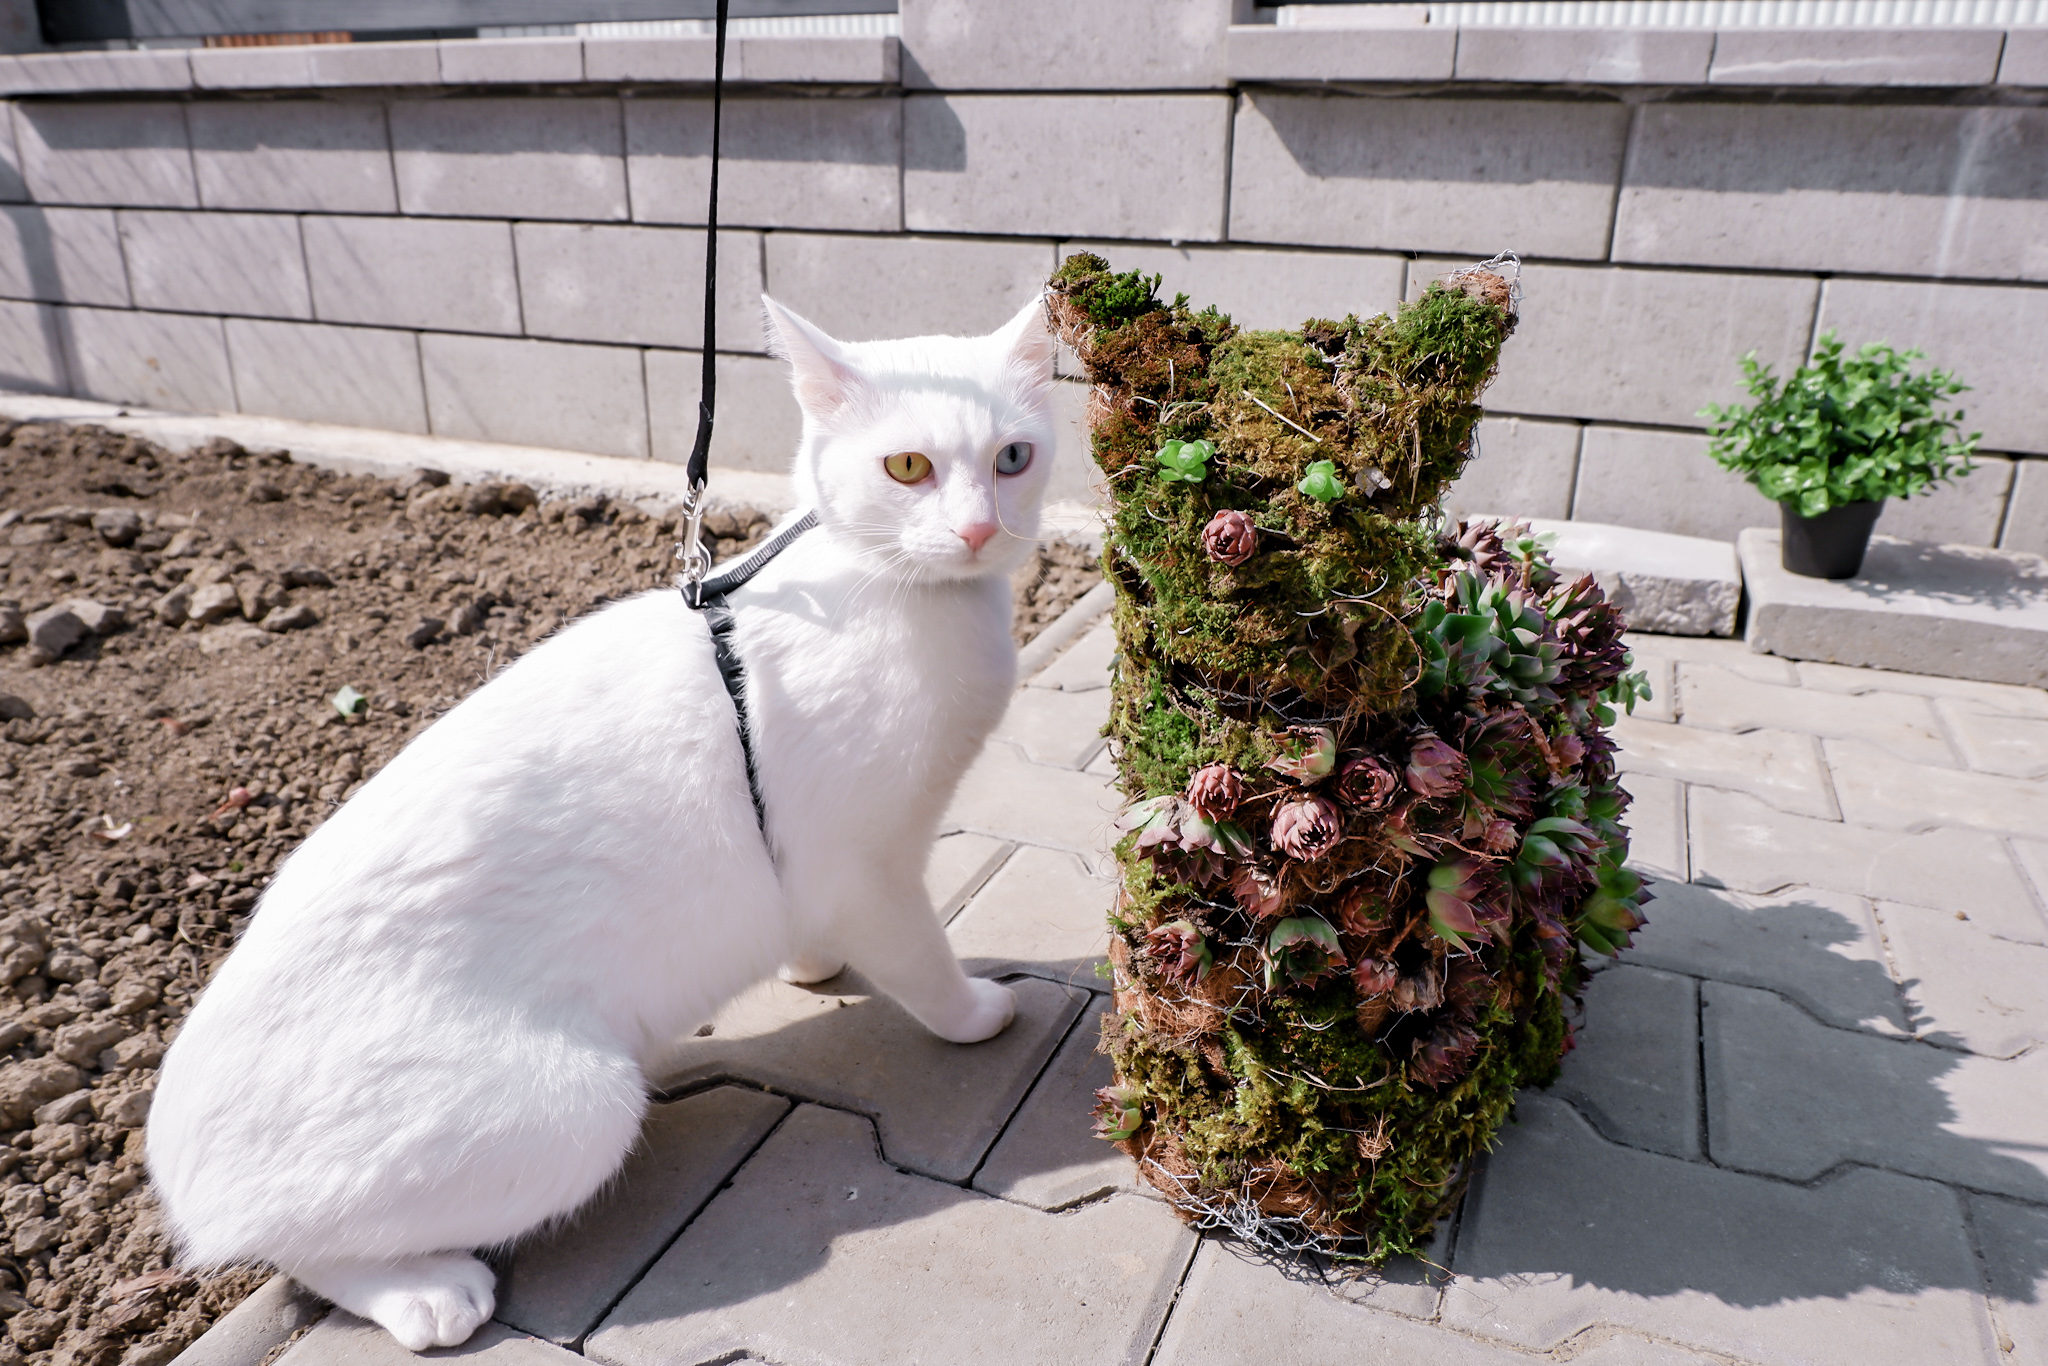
[1553,963,1701,1159]
[1525,517,1741,637]
[1626,629,1799,685]
[180,1276,325,1366]
[947,844,1113,985]
[973,1001,1140,1211]
[928,830,1014,922]
[497,1086,790,1344]
[1703,981,2048,1203]
[989,684,1110,769]
[1797,658,2048,718]
[1026,614,1115,693]
[1611,714,1838,818]
[1444,1095,2000,1366]
[1938,698,2048,778]
[1741,530,2048,690]
[1677,662,1958,767]
[1826,737,2048,837]
[585,1104,1196,1366]
[944,739,1122,868]
[1620,772,1685,880]
[1626,877,1910,1036]
[1970,1194,2048,1365]
[1689,785,2041,924]
[648,971,1084,1183]
[1880,899,2048,1053]
[1157,1241,1724,1365]
[2015,838,2048,917]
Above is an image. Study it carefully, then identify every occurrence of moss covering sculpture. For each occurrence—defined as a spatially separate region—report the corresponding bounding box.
[1049,253,1651,1261]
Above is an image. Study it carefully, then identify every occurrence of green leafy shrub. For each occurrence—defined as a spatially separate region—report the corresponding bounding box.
[1702,331,1980,518]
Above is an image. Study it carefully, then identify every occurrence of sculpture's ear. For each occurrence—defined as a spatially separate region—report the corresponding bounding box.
[990,293,1055,389]
[763,295,863,419]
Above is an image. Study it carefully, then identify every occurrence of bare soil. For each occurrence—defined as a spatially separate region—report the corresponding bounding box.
[0,422,1099,1366]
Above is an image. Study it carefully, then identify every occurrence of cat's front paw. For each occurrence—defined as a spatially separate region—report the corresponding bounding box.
[779,955,847,986]
[295,1252,494,1352]
[932,977,1016,1044]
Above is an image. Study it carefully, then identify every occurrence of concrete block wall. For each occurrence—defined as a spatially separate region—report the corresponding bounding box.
[0,10,2040,549]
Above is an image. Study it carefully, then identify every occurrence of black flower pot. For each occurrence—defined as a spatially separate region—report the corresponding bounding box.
[1780,499,1883,579]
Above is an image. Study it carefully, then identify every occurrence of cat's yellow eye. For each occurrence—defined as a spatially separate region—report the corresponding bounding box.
[885,452,933,484]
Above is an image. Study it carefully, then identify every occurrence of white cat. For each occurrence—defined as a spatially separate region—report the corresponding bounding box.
[146,295,1059,1351]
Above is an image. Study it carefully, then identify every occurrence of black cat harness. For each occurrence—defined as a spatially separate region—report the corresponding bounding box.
[682,510,817,827]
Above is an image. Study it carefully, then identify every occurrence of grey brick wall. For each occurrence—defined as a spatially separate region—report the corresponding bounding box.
[0,9,2039,550]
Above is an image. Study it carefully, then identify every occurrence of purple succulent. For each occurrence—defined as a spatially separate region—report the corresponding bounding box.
[1353,957,1400,996]
[1201,508,1258,566]
[1093,1084,1144,1141]
[1145,919,1213,986]
[1185,763,1244,817]
[1115,794,1251,885]
[1230,862,1286,921]
[1336,755,1400,810]
[1478,817,1519,853]
[1409,1020,1482,1088]
[1425,858,1493,950]
[1271,795,1343,862]
[1405,732,1469,801]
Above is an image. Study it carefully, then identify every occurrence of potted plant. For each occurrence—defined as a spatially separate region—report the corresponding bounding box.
[1049,253,1650,1261]
[1702,332,1980,579]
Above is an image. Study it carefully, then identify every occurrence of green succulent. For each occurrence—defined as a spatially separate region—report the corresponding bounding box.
[1092,1084,1146,1141]
[1156,438,1215,483]
[1577,852,1648,956]
[1296,459,1345,502]
[1596,666,1653,726]
[1265,915,1345,988]
[1417,571,1561,706]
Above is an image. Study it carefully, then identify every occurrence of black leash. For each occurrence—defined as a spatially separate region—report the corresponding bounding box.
[673,0,731,606]
[671,0,818,830]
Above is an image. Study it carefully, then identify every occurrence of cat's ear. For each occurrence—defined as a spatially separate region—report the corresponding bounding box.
[991,293,1056,389]
[762,295,863,419]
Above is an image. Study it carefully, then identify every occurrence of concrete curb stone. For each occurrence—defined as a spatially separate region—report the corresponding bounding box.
[1523,517,1741,637]
[172,1274,327,1366]
[1741,529,2048,689]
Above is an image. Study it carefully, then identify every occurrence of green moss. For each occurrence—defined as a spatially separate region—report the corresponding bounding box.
[1106,965,1569,1260]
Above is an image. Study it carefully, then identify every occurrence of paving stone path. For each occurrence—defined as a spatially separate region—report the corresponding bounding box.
[266,620,2048,1366]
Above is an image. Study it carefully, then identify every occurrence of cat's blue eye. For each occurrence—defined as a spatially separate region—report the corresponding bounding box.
[995,442,1033,476]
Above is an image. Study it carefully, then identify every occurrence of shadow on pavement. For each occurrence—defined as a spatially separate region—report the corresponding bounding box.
[1457,876,2045,1321]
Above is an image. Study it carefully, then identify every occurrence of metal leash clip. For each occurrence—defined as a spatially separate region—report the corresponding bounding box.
[675,480,712,608]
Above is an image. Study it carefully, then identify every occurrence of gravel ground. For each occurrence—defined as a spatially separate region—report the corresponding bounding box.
[0,422,1099,1366]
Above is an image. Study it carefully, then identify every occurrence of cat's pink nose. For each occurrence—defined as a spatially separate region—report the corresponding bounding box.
[956,522,998,553]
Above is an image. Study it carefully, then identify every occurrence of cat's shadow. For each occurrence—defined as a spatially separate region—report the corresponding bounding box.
[487,953,1115,1349]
